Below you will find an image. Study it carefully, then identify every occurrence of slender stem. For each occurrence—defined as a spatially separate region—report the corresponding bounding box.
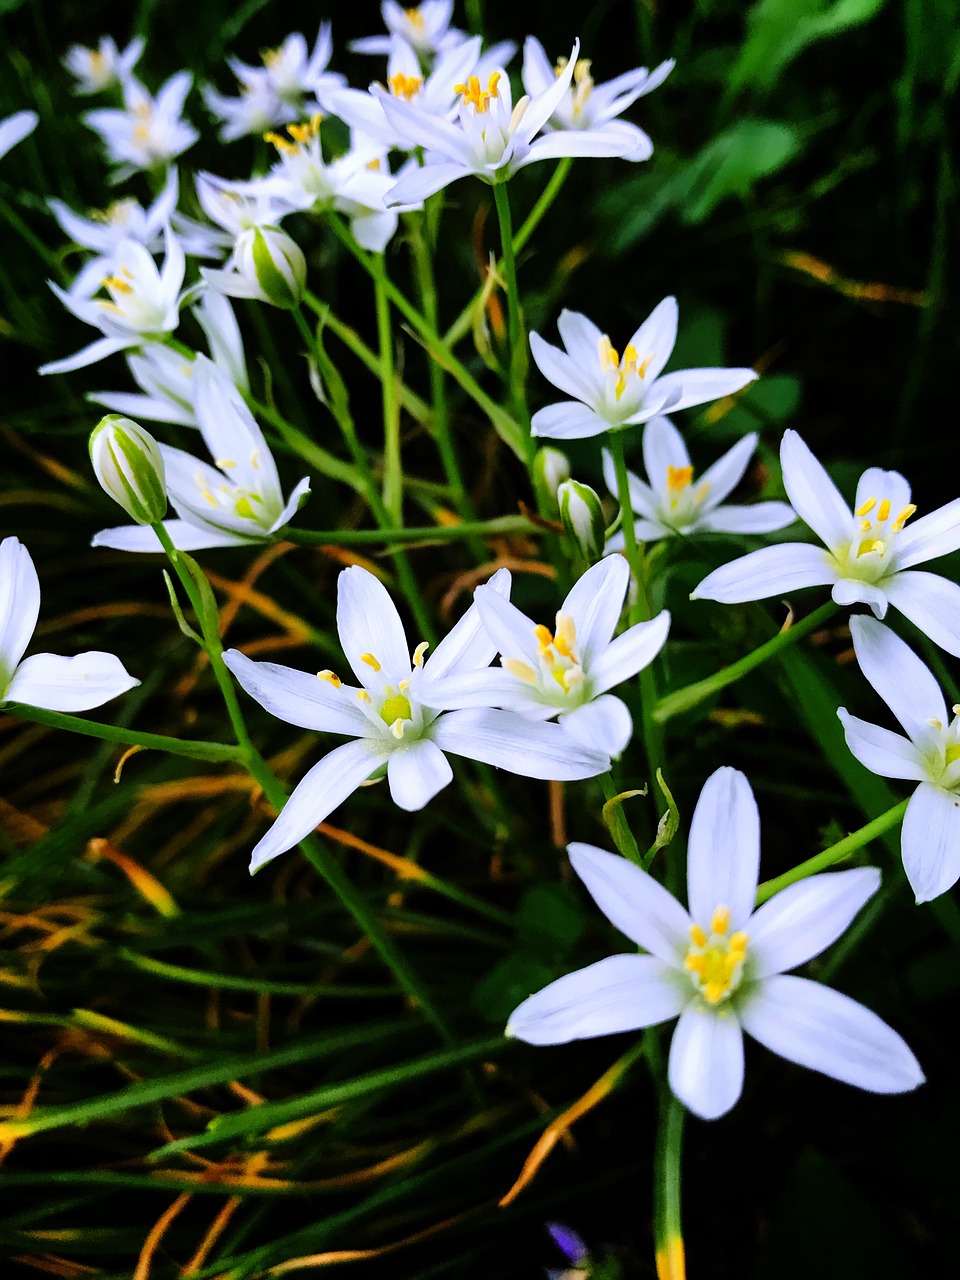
[755,798,909,905]
[653,1091,686,1280]
[492,181,531,459]
[0,196,65,276]
[370,253,402,524]
[655,600,840,724]
[285,515,537,546]
[599,771,643,866]
[1,705,243,764]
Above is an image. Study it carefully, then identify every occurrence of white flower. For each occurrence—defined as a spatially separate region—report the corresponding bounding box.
[838,617,960,904]
[521,37,674,162]
[507,767,923,1120]
[351,1,462,58]
[256,26,344,103]
[203,71,292,143]
[601,417,795,545]
[0,110,38,162]
[0,537,138,713]
[83,73,198,176]
[50,167,180,298]
[425,557,669,757]
[529,300,758,439]
[64,36,144,95]
[92,358,309,552]
[91,291,249,428]
[692,429,960,655]
[222,566,611,872]
[40,224,185,376]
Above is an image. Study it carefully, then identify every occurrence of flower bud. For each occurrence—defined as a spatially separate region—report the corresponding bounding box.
[235,226,306,309]
[558,479,605,561]
[532,446,571,516]
[89,415,167,524]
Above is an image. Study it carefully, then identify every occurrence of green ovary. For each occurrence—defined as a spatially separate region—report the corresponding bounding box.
[380,693,412,726]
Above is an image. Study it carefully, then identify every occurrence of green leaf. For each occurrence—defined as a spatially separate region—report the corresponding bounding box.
[732,0,886,94]
[682,120,802,223]
[516,883,586,955]
[472,953,560,1024]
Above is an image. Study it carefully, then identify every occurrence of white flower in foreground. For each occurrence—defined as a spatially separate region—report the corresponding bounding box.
[40,225,185,376]
[522,37,674,162]
[92,359,309,552]
[508,767,923,1120]
[351,1,461,57]
[529,300,758,440]
[382,39,640,205]
[692,429,960,655]
[91,291,249,427]
[50,167,179,298]
[223,566,611,872]
[601,417,795,546]
[83,73,198,176]
[0,537,138,713]
[193,171,306,304]
[425,557,669,756]
[64,36,144,95]
[839,617,960,904]
[0,110,38,162]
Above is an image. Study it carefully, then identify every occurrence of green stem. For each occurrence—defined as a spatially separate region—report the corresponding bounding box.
[653,1090,686,1280]
[755,798,909,905]
[655,600,840,724]
[285,515,537,546]
[310,301,431,425]
[492,180,531,457]
[599,770,643,866]
[370,252,402,524]
[1,704,242,764]
[0,196,65,277]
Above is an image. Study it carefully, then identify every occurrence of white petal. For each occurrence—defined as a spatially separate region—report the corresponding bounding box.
[848,615,946,740]
[627,296,677,385]
[748,867,881,977]
[698,501,797,534]
[519,129,646,165]
[901,782,960,904]
[0,536,39,678]
[588,610,670,695]
[268,476,312,534]
[422,567,511,681]
[249,738,381,873]
[885,570,960,658]
[650,367,757,414]
[895,497,960,570]
[531,400,607,440]
[779,429,852,551]
[529,331,598,404]
[605,518,667,547]
[0,109,38,161]
[741,975,923,1094]
[691,542,836,603]
[687,767,759,930]
[831,578,889,616]
[515,37,579,140]
[377,91,474,163]
[561,557,629,665]
[386,738,453,810]
[90,390,195,427]
[336,566,411,682]
[855,467,911,519]
[642,415,689,494]
[93,519,250,552]
[560,695,633,756]
[431,708,608,779]
[473,583,539,664]
[385,161,469,206]
[601,447,657,518]
[837,708,928,780]
[557,308,604,369]
[39,336,130,376]
[507,954,685,1045]
[419,667,538,713]
[223,649,369,736]
[567,841,691,962]
[4,651,138,712]
[668,1005,744,1120]
[696,432,758,510]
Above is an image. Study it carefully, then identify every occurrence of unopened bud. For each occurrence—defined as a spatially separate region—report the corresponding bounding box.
[236,226,306,309]
[89,415,167,524]
[558,479,605,561]
[533,446,571,516]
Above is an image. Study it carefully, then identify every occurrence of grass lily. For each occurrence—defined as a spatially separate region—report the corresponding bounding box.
[351,2,462,59]
[507,767,923,1119]
[530,300,757,439]
[692,430,960,655]
[223,566,611,872]
[0,537,138,713]
[64,36,144,95]
[83,73,198,177]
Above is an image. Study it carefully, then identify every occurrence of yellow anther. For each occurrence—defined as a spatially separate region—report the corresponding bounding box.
[684,954,706,973]
[366,157,382,171]
[860,520,872,532]
[101,274,133,294]
[554,56,569,78]
[262,45,281,67]
[504,658,537,683]
[953,704,960,716]
[636,351,654,379]
[667,465,694,493]
[388,72,423,100]
[412,641,430,668]
[711,905,730,936]
[357,689,371,703]
[317,670,341,687]
[201,491,217,507]
[689,923,707,948]
[534,624,554,650]
[877,498,891,522]
[399,678,411,691]
[694,480,712,505]
[455,72,501,113]
[250,450,260,470]
[855,497,876,517]
[404,5,425,27]
[598,335,619,370]
[857,538,886,558]
[361,652,382,672]
[390,718,406,739]
[730,931,749,953]
[555,612,577,653]
[893,503,917,532]
[927,717,943,730]
[264,130,297,154]
[704,981,726,1005]
[216,458,237,469]
[574,58,593,85]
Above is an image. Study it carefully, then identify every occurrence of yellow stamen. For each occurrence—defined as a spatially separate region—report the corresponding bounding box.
[892,503,917,532]
[855,497,876,517]
[455,72,501,113]
[390,718,406,739]
[857,538,886,558]
[689,923,707,948]
[357,690,371,703]
[250,450,260,470]
[711,905,730,935]
[636,351,654,379]
[216,458,237,469]
[730,930,749,953]
[927,717,943,730]
[953,704,960,716]
[264,130,297,154]
[667,465,694,493]
[388,72,423,100]
[860,520,872,532]
[534,624,554,651]
[877,498,891,522]
[404,5,425,28]
[201,492,217,507]
[101,275,133,295]
[553,612,577,659]
[412,641,430,668]
[504,658,537,683]
[317,670,341,687]
[361,652,381,672]
[684,954,706,974]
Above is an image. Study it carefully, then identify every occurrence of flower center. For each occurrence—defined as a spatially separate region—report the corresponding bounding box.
[664,465,711,521]
[683,906,749,1006]
[555,56,595,116]
[598,336,654,401]
[851,494,917,564]
[454,72,501,114]
[503,613,584,697]
[265,114,322,156]
[389,72,423,100]
[404,6,426,29]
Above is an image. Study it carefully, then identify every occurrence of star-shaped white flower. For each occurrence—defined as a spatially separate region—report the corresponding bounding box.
[0,537,138,713]
[601,416,795,545]
[839,616,960,904]
[529,300,757,439]
[351,1,463,58]
[507,767,923,1120]
[223,566,611,872]
[92,359,309,552]
[83,73,198,177]
[693,429,960,655]
[63,36,144,95]
[425,556,669,756]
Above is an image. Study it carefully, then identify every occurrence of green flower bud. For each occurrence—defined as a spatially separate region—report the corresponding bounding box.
[239,226,306,309]
[532,446,571,516]
[558,479,605,562]
[89,415,167,524]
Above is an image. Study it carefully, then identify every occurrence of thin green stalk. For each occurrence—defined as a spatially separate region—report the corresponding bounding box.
[655,600,840,724]
[1,704,243,764]
[755,798,909,905]
[285,514,537,546]
[653,1091,686,1280]
[492,180,531,455]
[370,252,402,524]
[0,196,65,276]
[310,301,431,424]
